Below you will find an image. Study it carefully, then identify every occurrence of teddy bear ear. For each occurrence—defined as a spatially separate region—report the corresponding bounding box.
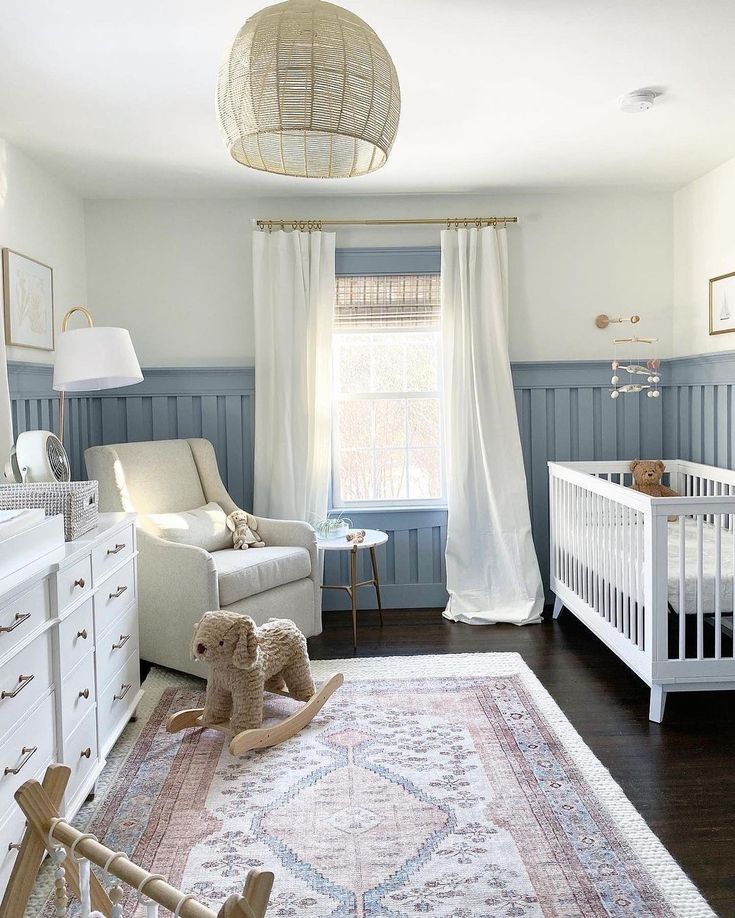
[629,459,640,472]
[232,616,259,669]
[656,460,665,472]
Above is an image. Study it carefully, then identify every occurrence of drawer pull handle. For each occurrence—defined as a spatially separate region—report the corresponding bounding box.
[8,842,21,852]
[74,577,86,589]
[4,746,37,775]
[114,683,132,702]
[109,585,128,600]
[1,674,34,700]
[107,543,126,555]
[81,747,92,759]
[0,613,31,634]
[77,628,88,640]
[79,688,90,700]
[112,634,130,651]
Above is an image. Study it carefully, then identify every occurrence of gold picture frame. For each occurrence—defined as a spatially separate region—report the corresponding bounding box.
[709,270,735,336]
[2,248,54,351]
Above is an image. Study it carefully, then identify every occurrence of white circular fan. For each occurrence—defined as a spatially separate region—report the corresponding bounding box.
[4,430,71,483]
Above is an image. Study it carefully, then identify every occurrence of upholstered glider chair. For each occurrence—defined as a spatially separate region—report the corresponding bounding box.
[85,439,320,677]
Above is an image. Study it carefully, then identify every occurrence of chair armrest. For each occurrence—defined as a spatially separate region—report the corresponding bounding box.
[136,528,220,670]
[255,517,317,552]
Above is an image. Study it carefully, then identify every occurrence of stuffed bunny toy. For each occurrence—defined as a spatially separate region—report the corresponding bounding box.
[226,508,265,549]
[192,611,315,732]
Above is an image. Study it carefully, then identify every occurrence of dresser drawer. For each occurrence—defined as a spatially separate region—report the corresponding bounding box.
[58,598,94,678]
[0,803,29,900]
[0,693,55,823]
[0,632,53,742]
[94,559,136,636]
[98,651,139,755]
[95,603,138,691]
[63,707,98,806]
[0,579,50,660]
[60,652,96,738]
[57,554,92,613]
[92,524,135,582]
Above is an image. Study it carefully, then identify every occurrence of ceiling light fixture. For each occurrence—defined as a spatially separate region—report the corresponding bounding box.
[216,0,401,179]
[618,89,658,113]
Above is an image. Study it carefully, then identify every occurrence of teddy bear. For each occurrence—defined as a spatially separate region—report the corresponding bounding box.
[629,459,678,520]
[226,508,265,549]
[191,611,315,732]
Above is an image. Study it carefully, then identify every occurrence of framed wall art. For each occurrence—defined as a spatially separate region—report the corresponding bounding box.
[2,248,54,350]
[709,270,735,336]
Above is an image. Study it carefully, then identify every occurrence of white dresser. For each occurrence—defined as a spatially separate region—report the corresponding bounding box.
[0,512,142,895]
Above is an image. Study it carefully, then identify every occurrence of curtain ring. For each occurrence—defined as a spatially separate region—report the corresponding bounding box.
[137,873,167,904]
[47,817,64,851]
[103,850,128,874]
[174,893,195,917]
[70,833,96,863]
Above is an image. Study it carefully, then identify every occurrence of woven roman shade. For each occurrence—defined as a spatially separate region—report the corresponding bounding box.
[335,275,440,329]
[216,0,401,178]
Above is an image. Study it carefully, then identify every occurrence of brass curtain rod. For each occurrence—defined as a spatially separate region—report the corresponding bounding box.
[255,216,518,231]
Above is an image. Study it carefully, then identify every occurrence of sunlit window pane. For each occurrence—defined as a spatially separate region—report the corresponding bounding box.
[375,449,407,500]
[374,399,406,448]
[406,337,439,391]
[337,400,372,449]
[339,449,374,502]
[371,338,405,392]
[337,338,371,393]
[407,399,440,447]
[408,448,442,499]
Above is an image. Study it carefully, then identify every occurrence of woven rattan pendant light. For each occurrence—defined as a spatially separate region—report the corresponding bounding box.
[216,0,400,178]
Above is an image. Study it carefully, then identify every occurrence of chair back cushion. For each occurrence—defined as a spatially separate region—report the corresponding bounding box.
[85,440,207,514]
[142,502,232,551]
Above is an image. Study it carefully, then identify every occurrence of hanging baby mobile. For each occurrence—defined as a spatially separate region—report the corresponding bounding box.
[595,313,661,399]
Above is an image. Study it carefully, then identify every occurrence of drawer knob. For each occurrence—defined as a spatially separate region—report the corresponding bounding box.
[4,745,37,775]
[74,577,86,589]
[107,543,126,555]
[0,612,31,634]
[79,688,90,700]
[1,674,34,700]
[109,585,128,600]
[77,628,88,640]
[112,634,130,651]
[81,747,92,759]
[114,682,132,701]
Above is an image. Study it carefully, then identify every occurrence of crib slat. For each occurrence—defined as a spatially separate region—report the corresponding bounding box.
[679,515,686,661]
[697,516,704,661]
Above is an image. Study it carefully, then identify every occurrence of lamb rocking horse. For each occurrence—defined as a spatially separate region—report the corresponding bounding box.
[166,612,343,756]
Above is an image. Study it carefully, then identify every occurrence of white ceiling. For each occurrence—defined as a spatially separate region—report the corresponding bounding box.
[2,0,735,198]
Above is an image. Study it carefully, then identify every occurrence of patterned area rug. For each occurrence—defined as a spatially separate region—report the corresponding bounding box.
[32,655,712,917]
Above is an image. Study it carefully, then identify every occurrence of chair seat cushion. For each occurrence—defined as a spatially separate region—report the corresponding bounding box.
[212,546,311,605]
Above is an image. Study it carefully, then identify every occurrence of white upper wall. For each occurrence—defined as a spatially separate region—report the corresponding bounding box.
[85,189,673,366]
[673,154,735,356]
[0,138,87,364]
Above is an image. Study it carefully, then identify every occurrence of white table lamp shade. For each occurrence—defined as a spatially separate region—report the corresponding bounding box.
[53,327,143,392]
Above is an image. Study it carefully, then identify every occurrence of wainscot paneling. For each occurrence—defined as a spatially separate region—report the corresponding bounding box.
[8,358,672,607]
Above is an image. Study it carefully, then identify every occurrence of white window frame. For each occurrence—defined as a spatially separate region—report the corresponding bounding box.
[331,318,447,511]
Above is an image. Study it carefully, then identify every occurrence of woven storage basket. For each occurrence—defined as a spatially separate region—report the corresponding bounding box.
[0,481,99,541]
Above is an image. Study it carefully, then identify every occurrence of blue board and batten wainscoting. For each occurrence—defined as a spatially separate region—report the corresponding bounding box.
[9,354,711,609]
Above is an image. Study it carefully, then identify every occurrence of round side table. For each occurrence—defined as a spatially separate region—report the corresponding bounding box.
[317,529,388,651]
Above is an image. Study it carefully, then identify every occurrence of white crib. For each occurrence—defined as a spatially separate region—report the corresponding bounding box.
[549,459,735,722]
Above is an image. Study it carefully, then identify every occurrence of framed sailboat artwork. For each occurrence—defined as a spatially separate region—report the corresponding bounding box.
[710,271,735,336]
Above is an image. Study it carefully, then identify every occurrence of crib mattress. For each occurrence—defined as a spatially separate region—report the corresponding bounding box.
[667,518,735,616]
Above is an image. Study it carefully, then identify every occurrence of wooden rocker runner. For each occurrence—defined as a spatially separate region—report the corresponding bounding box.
[166,672,344,756]
[166,612,344,756]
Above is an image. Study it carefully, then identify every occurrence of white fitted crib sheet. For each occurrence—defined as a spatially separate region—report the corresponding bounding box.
[667,518,735,616]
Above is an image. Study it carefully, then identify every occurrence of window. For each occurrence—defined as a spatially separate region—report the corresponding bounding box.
[332,273,445,507]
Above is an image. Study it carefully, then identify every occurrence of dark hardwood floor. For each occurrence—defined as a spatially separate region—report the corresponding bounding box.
[309,607,735,917]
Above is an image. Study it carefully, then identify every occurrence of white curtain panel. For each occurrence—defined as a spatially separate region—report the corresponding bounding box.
[252,229,336,523]
[441,226,544,625]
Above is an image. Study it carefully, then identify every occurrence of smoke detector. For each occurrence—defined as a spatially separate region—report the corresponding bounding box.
[619,89,658,113]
